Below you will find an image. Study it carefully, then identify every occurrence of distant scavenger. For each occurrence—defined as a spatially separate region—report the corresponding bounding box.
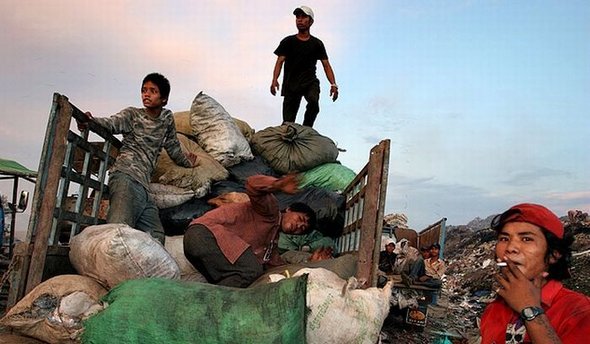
[378,238,397,273]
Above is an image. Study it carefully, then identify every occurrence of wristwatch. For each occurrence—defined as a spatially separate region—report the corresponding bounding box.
[330,83,338,89]
[521,306,544,321]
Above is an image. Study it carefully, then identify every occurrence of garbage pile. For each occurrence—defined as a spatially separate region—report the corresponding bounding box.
[384,213,409,230]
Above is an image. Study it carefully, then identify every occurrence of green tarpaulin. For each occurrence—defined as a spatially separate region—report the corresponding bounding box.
[0,158,37,178]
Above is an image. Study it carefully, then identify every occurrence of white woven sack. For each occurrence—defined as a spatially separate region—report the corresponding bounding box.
[189,92,254,167]
[292,268,393,344]
[69,224,180,289]
[148,183,200,209]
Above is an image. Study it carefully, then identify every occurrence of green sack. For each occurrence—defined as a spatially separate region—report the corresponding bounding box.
[298,163,356,192]
[82,276,308,344]
[278,230,335,254]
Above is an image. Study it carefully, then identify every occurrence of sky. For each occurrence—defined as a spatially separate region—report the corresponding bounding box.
[1,0,589,235]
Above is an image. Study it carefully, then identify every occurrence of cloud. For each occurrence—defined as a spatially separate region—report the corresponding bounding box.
[385,174,507,229]
[384,173,589,229]
[547,191,590,201]
[502,167,573,186]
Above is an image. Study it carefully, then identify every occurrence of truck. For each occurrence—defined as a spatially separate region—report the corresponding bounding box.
[3,93,446,325]
[0,159,35,259]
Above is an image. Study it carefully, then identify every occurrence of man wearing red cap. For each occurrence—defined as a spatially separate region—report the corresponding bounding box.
[480,203,590,343]
[270,5,338,128]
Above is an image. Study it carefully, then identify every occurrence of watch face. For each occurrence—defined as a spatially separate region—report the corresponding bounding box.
[522,306,543,320]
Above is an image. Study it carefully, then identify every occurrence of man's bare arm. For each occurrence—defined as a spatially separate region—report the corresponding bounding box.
[321,59,338,101]
[271,56,286,95]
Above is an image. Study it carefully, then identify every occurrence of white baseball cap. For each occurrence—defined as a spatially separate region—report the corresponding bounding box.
[293,6,314,20]
[383,238,395,246]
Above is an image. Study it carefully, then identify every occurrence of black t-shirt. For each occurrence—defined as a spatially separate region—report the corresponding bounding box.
[274,35,328,95]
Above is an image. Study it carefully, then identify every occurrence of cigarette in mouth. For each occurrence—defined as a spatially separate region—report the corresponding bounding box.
[496,262,508,267]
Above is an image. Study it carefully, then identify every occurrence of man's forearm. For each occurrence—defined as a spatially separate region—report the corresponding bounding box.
[272,57,284,82]
[525,314,562,343]
[322,60,336,85]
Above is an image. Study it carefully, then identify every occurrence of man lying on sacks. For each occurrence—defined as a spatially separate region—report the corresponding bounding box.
[183,174,331,287]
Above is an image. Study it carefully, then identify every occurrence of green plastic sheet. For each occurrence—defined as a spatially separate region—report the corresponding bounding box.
[82,276,308,344]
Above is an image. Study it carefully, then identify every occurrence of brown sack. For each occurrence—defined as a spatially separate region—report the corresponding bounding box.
[207,192,250,207]
[153,134,228,192]
[173,111,192,137]
[0,275,107,344]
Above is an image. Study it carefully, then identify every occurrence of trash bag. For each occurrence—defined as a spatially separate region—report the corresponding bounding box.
[148,183,198,209]
[208,180,247,198]
[298,162,356,192]
[81,276,308,344]
[259,268,392,344]
[275,187,345,238]
[251,124,339,174]
[159,197,214,236]
[0,275,106,344]
[189,92,254,167]
[164,235,208,283]
[227,155,279,184]
[297,268,392,344]
[251,253,358,287]
[69,224,180,289]
[152,133,228,192]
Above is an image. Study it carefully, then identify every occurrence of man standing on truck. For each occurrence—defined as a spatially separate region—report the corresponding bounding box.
[480,203,590,343]
[183,174,327,288]
[270,6,338,127]
[77,73,197,244]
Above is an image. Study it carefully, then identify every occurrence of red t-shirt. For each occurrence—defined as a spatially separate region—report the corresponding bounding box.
[480,280,590,343]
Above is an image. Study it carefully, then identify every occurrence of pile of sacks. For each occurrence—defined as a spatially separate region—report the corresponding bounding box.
[0,92,386,343]
[150,91,356,239]
[1,223,392,344]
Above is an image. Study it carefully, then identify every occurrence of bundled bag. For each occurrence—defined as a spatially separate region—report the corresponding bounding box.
[276,187,345,238]
[227,155,278,184]
[159,197,214,236]
[148,183,200,209]
[298,162,356,192]
[251,253,358,287]
[265,268,392,344]
[208,180,247,198]
[153,133,228,193]
[189,92,254,167]
[164,235,208,283]
[0,333,46,344]
[207,192,250,207]
[173,111,192,136]
[175,110,254,144]
[0,275,106,344]
[232,116,255,142]
[251,124,339,174]
[81,276,308,344]
[69,224,180,289]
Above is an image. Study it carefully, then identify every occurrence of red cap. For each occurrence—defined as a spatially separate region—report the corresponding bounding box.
[501,203,564,239]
